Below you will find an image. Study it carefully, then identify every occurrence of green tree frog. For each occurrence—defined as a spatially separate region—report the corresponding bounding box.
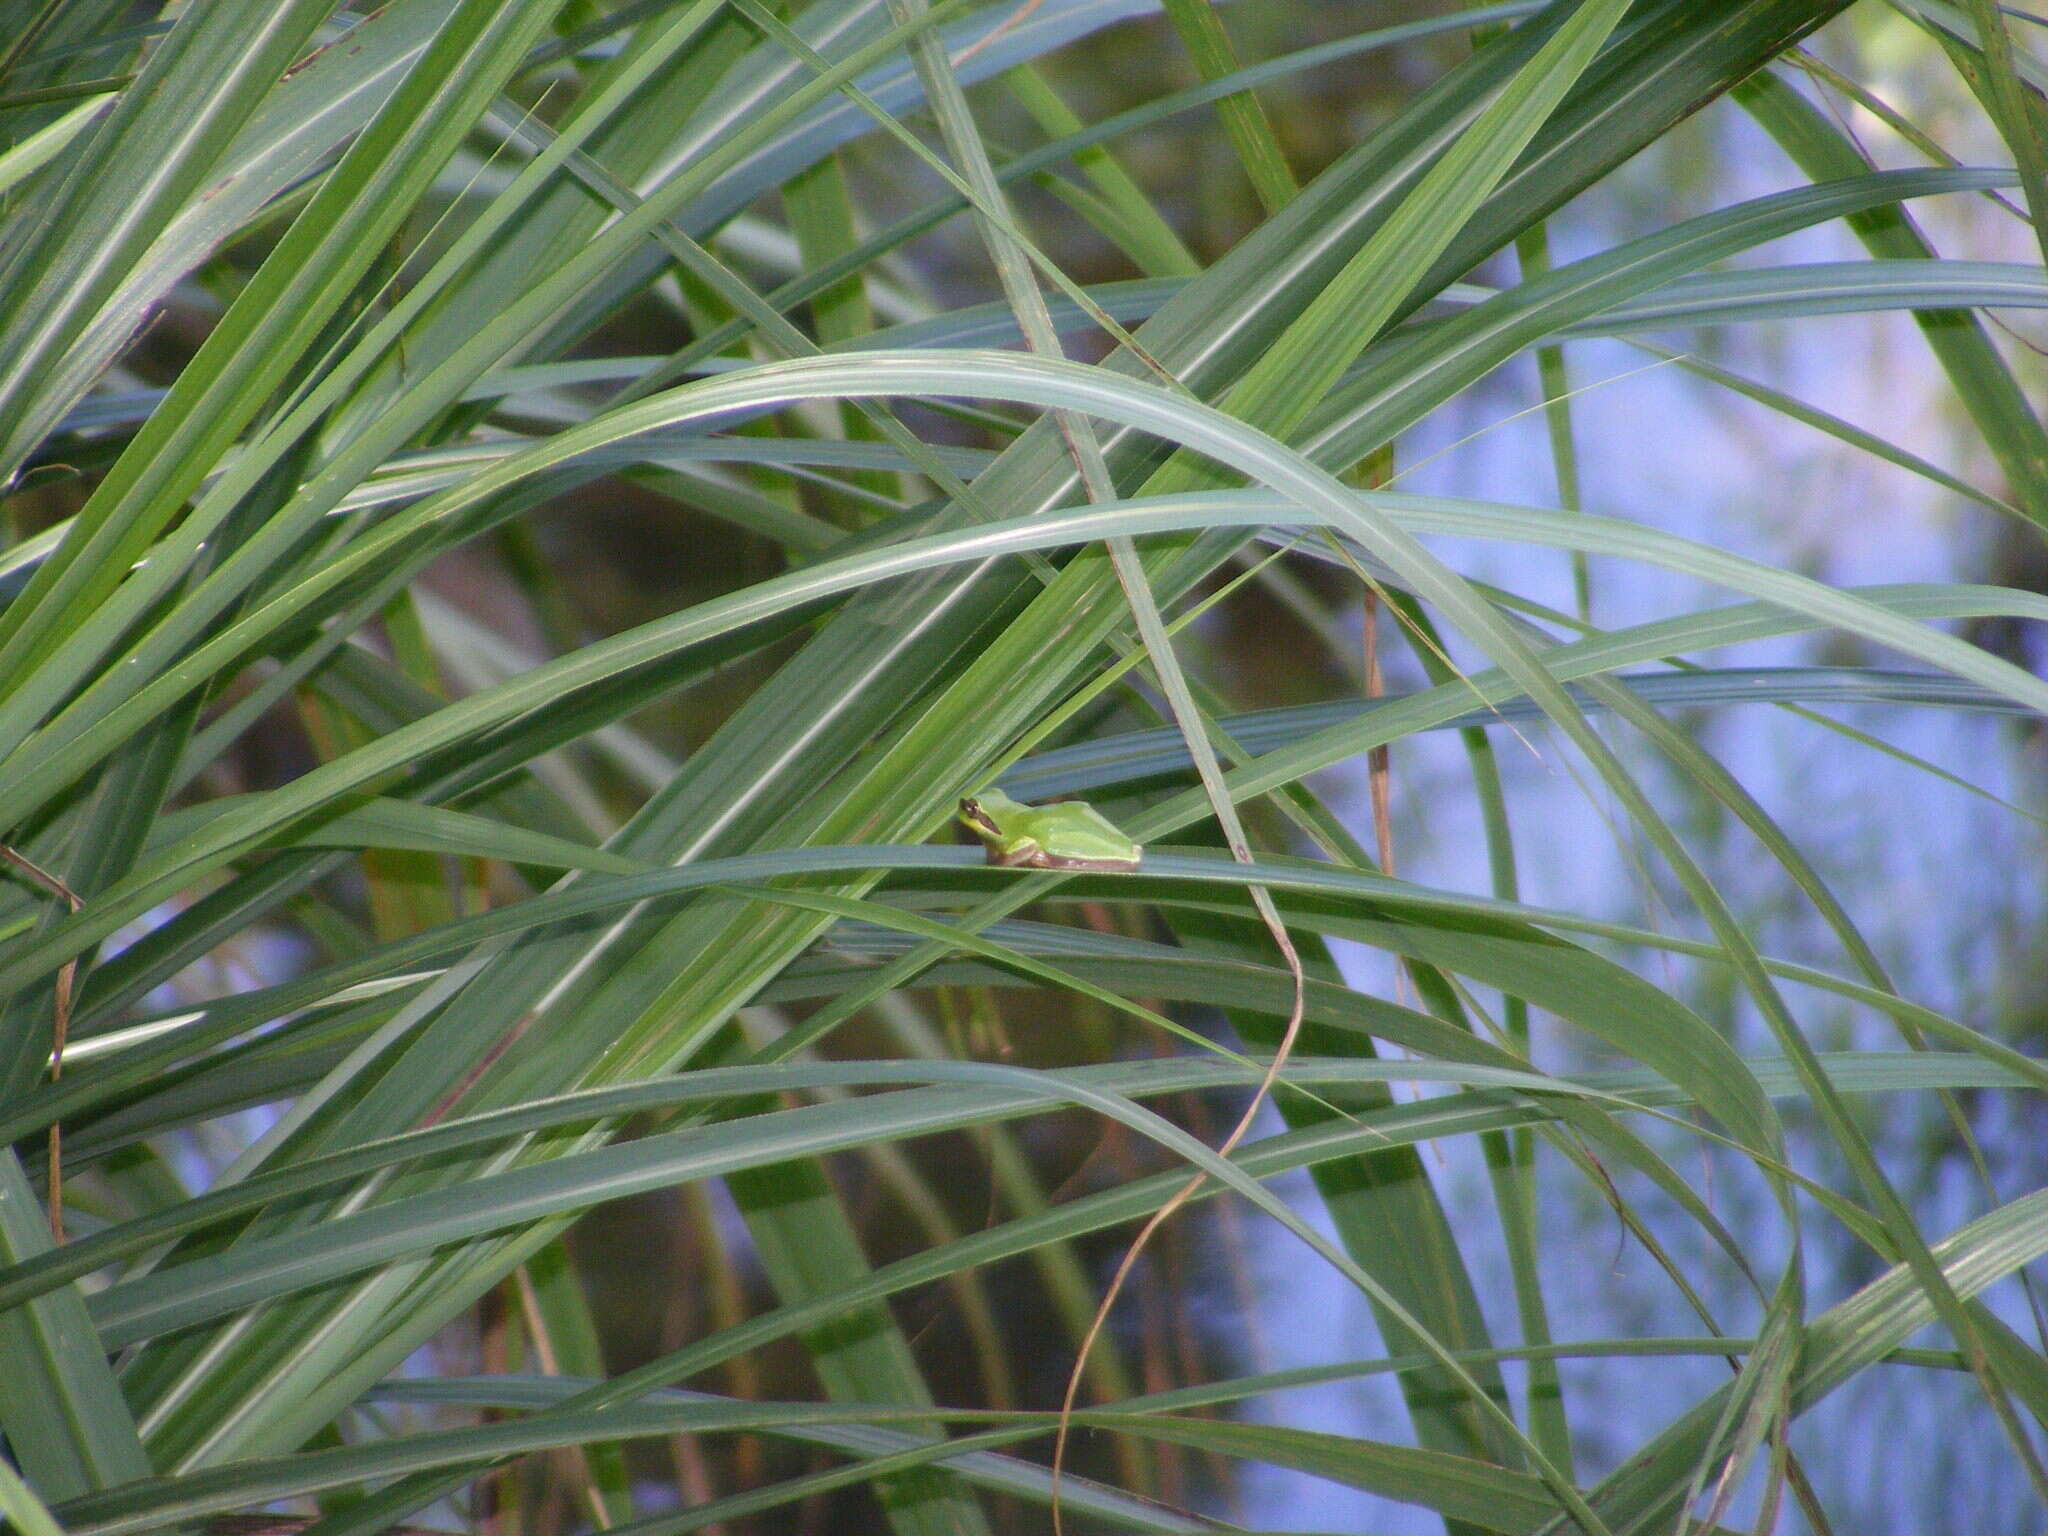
[957,788,1143,871]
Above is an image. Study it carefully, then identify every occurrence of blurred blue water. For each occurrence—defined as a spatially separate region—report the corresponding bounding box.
[1239,87,2048,1536]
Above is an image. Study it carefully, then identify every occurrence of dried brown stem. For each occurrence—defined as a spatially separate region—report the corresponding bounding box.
[1,845,81,1243]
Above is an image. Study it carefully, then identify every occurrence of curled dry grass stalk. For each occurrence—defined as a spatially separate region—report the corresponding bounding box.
[0,1,2045,1533]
